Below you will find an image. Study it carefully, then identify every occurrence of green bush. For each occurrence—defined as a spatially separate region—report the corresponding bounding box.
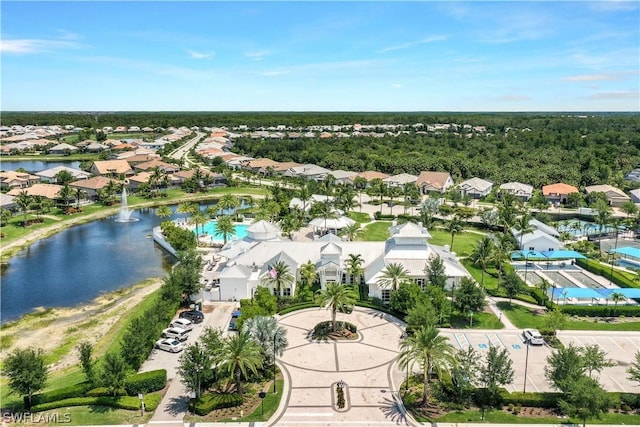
[189,393,243,415]
[124,369,167,395]
[278,302,319,315]
[576,258,637,289]
[31,393,162,412]
[30,382,92,406]
[355,301,404,320]
[86,387,125,397]
[374,212,395,220]
[560,305,640,317]
[501,391,563,409]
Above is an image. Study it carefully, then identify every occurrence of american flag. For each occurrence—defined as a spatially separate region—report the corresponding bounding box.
[268,265,277,278]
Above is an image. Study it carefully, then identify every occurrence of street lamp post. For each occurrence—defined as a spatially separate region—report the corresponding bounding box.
[401,330,409,393]
[258,391,266,415]
[523,339,530,393]
[469,310,474,327]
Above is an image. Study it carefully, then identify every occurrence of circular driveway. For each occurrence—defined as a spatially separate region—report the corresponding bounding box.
[272,307,412,426]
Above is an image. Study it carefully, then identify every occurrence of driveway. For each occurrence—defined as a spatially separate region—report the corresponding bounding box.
[272,307,411,427]
[142,301,237,426]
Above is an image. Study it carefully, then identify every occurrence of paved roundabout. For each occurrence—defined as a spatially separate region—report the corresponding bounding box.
[271,307,413,426]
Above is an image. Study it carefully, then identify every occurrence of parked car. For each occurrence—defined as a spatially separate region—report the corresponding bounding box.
[162,327,189,341]
[170,318,193,332]
[523,328,545,345]
[229,310,242,331]
[179,310,204,324]
[155,338,185,353]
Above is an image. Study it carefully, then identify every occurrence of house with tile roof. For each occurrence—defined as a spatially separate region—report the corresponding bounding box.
[458,177,494,199]
[48,143,78,155]
[542,183,579,205]
[416,171,454,194]
[499,182,534,201]
[283,164,331,182]
[36,166,91,183]
[70,176,121,199]
[134,159,180,174]
[7,183,64,201]
[383,173,418,188]
[585,184,630,207]
[90,160,134,177]
[0,171,40,190]
[216,221,469,302]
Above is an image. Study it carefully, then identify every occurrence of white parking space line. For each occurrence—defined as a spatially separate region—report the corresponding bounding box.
[608,336,626,352]
[610,375,628,393]
[627,336,640,351]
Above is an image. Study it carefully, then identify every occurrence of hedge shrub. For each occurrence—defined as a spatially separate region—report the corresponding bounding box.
[560,305,640,317]
[278,302,319,315]
[124,369,167,395]
[355,301,404,320]
[501,391,563,408]
[30,382,92,406]
[576,258,637,289]
[86,387,125,397]
[189,393,243,416]
[31,393,162,413]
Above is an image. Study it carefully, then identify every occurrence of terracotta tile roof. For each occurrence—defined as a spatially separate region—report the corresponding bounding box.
[416,171,452,190]
[7,183,63,199]
[70,176,121,190]
[356,170,390,181]
[542,183,579,196]
[91,160,133,175]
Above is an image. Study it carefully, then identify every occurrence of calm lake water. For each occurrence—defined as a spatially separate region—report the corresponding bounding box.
[1,160,81,172]
[0,208,177,323]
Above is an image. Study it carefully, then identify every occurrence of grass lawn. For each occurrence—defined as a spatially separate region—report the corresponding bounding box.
[359,221,392,241]
[347,211,371,224]
[32,405,153,426]
[498,301,640,331]
[450,311,504,329]
[235,379,284,422]
[462,260,538,305]
[432,408,640,424]
[428,228,483,258]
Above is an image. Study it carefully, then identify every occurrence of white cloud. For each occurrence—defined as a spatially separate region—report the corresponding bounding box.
[391,83,403,89]
[377,36,447,53]
[187,49,213,59]
[563,73,621,82]
[245,50,270,61]
[589,91,639,99]
[258,70,290,77]
[0,38,81,54]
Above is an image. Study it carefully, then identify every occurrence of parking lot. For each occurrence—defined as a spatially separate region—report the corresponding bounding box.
[440,329,640,393]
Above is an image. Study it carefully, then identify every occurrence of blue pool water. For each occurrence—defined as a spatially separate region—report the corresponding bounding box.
[616,258,640,271]
[199,221,249,241]
[557,220,623,237]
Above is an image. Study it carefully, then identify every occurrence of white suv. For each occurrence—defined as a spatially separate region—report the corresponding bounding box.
[523,329,544,345]
[170,318,193,332]
[162,327,189,341]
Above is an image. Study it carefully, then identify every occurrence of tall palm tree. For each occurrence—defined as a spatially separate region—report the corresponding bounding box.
[610,291,625,315]
[14,190,32,226]
[398,325,457,406]
[536,279,551,307]
[594,200,612,257]
[214,215,236,245]
[310,200,337,234]
[469,236,494,289]
[315,283,358,332]
[73,187,86,209]
[177,202,196,223]
[242,315,289,365]
[353,176,368,212]
[218,194,240,220]
[149,167,164,195]
[339,223,360,241]
[297,185,312,217]
[298,260,318,301]
[155,205,172,221]
[514,211,534,250]
[490,232,514,289]
[402,182,421,215]
[214,332,263,394]
[260,260,296,300]
[58,183,74,212]
[377,263,410,292]
[191,211,208,239]
[445,215,464,251]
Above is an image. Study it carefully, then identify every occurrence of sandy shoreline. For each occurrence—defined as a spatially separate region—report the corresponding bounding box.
[0,279,162,372]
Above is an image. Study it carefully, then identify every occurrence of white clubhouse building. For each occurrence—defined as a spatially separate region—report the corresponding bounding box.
[216,220,470,302]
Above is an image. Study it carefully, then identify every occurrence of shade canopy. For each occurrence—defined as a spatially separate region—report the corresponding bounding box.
[541,250,586,259]
[309,216,356,230]
[611,246,640,259]
[551,287,640,299]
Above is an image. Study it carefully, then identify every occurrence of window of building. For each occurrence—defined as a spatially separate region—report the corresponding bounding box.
[283,288,291,297]
[273,288,279,296]
[415,278,426,290]
[381,289,391,303]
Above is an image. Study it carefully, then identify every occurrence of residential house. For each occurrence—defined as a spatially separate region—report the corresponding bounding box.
[542,183,579,205]
[351,171,390,184]
[416,171,454,194]
[499,182,534,201]
[86,142,110,153]
[134,159,180,174]
[70,176,121,199]
[585,184,631,207]
[512,218,561,251]
[0,171,40,190]
[242,158,282,175]
[90,160,134,178]
[7,183,64,203]
[630,189,640,204]
[328,170,358,185]
[36,166,91,183]
[283,164,331,182]
[0,193,16,211]
[458,177,494,199]
[383,173,418,188]
[47,143,78,156]
[127,172,152,190]
[171,168,227,188]
[216,221,469,302]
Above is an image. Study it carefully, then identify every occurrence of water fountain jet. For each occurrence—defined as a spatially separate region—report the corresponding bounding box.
[115,188,138,222]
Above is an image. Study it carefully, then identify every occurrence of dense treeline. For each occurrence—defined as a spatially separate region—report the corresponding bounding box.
[233,124,640,189]
[2,111,639,132]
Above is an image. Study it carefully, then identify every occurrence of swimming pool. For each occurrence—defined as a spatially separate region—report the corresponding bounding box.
[198,221,249,242]
[557,219,623,238]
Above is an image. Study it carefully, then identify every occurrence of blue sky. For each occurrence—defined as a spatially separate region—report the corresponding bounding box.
[1,1,638,111]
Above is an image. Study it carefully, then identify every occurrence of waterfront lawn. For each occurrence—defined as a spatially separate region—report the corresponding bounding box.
[1,216,59,241]
[498,301,640,331]
[360,221,392,241]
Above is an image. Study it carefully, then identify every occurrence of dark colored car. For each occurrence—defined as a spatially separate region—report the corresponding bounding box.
[179,310,204,324]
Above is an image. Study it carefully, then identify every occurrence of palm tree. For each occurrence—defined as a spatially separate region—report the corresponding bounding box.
[377,263,410,292]
[353,176,367,212]
[58,183,73,212]
[14,190,32,226]
[490,232,514,289]
[594,200,612,257]
[191,211,208,239]
[297,185,312,217]
[214,332,263,394]
[315,283,358,332]
[339,223,360,241]
[310,200,337,234]
[214,215,236,245]
[260,260,296,300]
[155,205,172,221]
[242,315,289,365]
[445,215,464,251]
[73,187,86,209]
[402,182,421,215]
[536,279,551,307]
[514,211,534,250]
[610,291,625,315]
[218,194,240,220]
[279,214,301,239]
[149,167,164,196]
[469,236,494,289]
[398,325,457,406]
[177,202,196,223]
[297,260,318,301]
